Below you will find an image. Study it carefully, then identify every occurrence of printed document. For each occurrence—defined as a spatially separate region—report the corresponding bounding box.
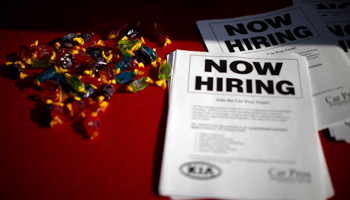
[293,1,350,60]
[159,50,332,200]
[293,1,350,140]
[196,4,350,130]
[293,0,350,17]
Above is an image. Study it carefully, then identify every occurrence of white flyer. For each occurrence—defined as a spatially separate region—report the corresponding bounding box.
[293,1,350,60]
[321,15,350,142]
[196,4,350,130]
[293,0,350,16]
[293,1,350,140]
[159,50,332,200]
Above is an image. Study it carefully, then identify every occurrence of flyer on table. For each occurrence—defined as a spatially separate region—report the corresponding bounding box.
[293,0,350,17]
[293,1,350,142]
[159,50,331,200]
[196,4,350,130]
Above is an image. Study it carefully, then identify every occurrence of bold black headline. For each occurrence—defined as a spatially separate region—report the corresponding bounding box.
[223,13,314,52]
[327,23,350,53]
[194,59,295,95]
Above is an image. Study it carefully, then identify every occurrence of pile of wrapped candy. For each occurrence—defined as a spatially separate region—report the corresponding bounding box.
[5,22,172,140]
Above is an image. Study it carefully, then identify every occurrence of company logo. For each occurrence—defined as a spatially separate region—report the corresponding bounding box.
[179,162,221,179]
[268,167,311,183]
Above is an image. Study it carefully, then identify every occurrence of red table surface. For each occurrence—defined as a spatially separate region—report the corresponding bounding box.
[0,1,349,200]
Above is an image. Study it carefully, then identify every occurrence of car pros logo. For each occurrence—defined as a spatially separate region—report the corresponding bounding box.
[179,162,221,179]
[268,167,312,183]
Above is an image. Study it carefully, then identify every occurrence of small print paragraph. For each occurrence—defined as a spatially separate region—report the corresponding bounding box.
[192,105,291,122]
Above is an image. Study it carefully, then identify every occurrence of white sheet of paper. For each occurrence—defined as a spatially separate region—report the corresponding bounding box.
[159,50,332,200]
[329,119,350,142]
[321,15,350,139]
[293,0,350,16]
[292,1,350,140]
[196,4,350,131]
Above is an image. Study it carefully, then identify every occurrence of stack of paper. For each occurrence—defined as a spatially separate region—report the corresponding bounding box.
[160,50,333,200]
[195,4,350,132]
[292,0,350,142]
[158,3,350,200]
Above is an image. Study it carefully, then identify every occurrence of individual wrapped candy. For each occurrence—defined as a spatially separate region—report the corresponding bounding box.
[83,113,101,140]
[80,39,105,52]
[153,23,172,46]
[126,76,153,93]
[73,52,91,65]
[41,89,62,103]
[67,74,86,93]
[60,53,74,69]
[5,61,27,79]
[81,100,108,118]
[115,54,132,74]
[61,33,76,48]
[117,36,144,56]
[45,103,65,127]
[30,44,53,60]
[41,79,61,91]
[85,47,104,59]
[90,57,108,76]
[156,61,171,89]
[80,75,103,87]
[8,63,25,79]
[77,31,94,42]
[99,84,115,100]
[67,98,108,119]
[28,42,55,67]
[107,26,126,40]
[124,22,140,39]
[17,46,31,64]
[115,69,143,84]
[32,57,52,69]
[34,67,58,86]
[67,98,93,117]
[71,54,91,73]
[68,84,96,101]
[76,37,106,52]
[17,46,29,58]
[41,88,68,104]
[56,48,75,69]
[99,67,116,84]
[31,45,56,68]
[135,46,157,66]
[62,33,75,41]
[69,84,95,100]
[51,73,67,85]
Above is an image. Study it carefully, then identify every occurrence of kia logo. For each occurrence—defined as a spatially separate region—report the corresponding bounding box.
[179,162,221,179]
